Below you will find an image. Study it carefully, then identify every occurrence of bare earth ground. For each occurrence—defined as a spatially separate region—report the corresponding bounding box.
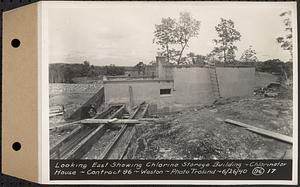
[132,97,292,160]
[49,72,293,159]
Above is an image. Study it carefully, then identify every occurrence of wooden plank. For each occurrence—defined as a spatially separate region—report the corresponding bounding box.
[98,125,128,159]
[49,120,82,131]
[52,127,95,159]
[116,104,148,159]
[111,126,136,159]
[49,112,64,117]
[93,106,115,119]
[63,105,125,159]
[224,119,293,144]
[62,125,106,159]
[109,105,125,119]
[141,104,149,118]
[80,118,162,124]
[129,86,133,108]
[80,119,139,124]
[50,109,63,113]
[50,105,123,130]
[100,105,142,159]
[121,127,137,159]
[130,104,141,118]
[50,125,83,156]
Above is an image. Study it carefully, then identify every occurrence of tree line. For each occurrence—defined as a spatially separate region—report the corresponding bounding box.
[49,61,125,83]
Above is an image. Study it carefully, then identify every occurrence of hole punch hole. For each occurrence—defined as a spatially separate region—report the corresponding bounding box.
[11,39,21,48]
[12,142,21,151]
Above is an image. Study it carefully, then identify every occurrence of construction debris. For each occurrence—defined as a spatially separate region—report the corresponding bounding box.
[49,105,65,117]
[254,82,291,99]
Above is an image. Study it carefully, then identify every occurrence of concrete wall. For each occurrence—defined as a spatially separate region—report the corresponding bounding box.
[104,65,255,111]
[158,63,173,80]
[104,80,174,108]
[157,56,174,80]
[216,67,255,98]
[173,67,215,105]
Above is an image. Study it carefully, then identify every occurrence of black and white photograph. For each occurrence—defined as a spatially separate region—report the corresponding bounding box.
[47,1,296,164]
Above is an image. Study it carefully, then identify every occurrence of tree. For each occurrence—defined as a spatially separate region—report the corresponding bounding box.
[153,17,177,63]
[135,62,146,75]
[63,66,74,83]
[153,12,200,64]
[276,11,293,60]
[256,59,291,82]
[83,60,90,66]
[212,18,241,63]
[187,52,206,64]
[87,65,98,77]
[206,50,222,63]
[82,60,90,75]
[240,46,258,63]
[104,65,125,76]
[176,12,201,64]
[187,52,196,64]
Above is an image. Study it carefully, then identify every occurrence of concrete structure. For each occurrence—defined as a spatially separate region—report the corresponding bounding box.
[104,79,174,107]
[103,57,255,112]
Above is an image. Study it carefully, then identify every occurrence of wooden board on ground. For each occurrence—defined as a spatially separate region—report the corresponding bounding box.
[224,119,293,144]
[80,118,161,125]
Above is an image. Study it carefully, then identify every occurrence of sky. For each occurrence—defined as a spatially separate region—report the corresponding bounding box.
[47,2,296,66]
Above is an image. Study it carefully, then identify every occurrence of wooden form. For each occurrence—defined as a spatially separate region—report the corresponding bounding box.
[50,102,150,160]
[99,103,150,159]
[62,125,106,159]
[49,105,125,159]
[224,119,293,144]
[98,105,142,159]
[65,105,126,159]
[50,125,83,157]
